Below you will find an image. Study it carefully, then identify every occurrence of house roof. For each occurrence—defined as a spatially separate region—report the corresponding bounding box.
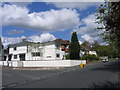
[8,39,70,48]
[8,41,36,48]
[55,39,70,45]
[81,45,94,51]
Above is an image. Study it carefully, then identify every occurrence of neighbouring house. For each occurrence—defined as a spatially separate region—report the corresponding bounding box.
[5,39,70,61]
[56,39,70,55]
[80,45,97,57]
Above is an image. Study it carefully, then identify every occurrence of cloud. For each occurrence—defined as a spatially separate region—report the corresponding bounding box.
[77,14,100,35]
[28,33,56,43]
[9,2,32,7]
[1,4,80,32]
[47,2,101,10]
[75,13,104,44]
[2,2,32,8]
[2,0,105,2]
[7,29,24,35]
[81,34,96,44]
[40,0,105,2]
[79,40,83,45]
[1,36,25,48]
[2,33,56,48]
[1,4,29,26]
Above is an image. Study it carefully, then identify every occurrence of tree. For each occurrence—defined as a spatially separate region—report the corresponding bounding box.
[70,32,80,59]
[81,40,99,48]
[81,41,90,47]
[92,40,99,47]
[96,2,120,54]
[93,44,120,58]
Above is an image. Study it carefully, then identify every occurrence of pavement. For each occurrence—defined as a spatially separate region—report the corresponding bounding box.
[1,60,120,88]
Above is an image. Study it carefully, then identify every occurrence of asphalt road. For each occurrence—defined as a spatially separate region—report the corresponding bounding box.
[2,60,119,88]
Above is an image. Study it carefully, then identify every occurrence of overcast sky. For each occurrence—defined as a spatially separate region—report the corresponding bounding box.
[1,1,107,48]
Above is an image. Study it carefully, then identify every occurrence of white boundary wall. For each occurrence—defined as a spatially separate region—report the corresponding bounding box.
[0,60,86,67]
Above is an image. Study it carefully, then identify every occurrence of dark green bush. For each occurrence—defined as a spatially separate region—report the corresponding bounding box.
[65,55,70,60]
[80,54,99,60]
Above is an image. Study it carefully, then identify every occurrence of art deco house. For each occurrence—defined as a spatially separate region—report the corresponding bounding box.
[5,39,70,61]
[1,38,87,67]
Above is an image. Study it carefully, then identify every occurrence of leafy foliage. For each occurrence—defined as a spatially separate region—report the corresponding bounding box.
[80,54,99,60]
[81,41,90,47]
[96,2,120,54]
[93,44,120,58]
[65,55,70,60]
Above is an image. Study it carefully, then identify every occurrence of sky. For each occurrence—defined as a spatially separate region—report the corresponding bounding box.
[1,1,107,48]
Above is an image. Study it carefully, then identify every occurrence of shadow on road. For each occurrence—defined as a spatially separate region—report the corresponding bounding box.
[87,60,120,89]
[88,81,120,89]
[90,60,120,73]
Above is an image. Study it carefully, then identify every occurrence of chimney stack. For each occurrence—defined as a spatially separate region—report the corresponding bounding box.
[22,38,27,42]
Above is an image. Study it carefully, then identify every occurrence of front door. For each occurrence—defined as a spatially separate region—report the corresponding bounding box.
[19,54,25,61]
[8,54,12,61]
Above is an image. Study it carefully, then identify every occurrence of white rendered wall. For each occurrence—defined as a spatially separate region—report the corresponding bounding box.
[80,51,97,56]
[43,45,64,60]
[55,49,64,60]
[9,46,27,54]
[9,46,27,61]
[22,60,70,67]
[1,61,8,66]
[26,44,58,60]
[26,45,43,60]
[23,60,86,67]
[81,51,85,55]
[0,61,3,66]
[9,44,65,61]
[89,51,97,55]
[43,45,56,60]
[0,60,86,67]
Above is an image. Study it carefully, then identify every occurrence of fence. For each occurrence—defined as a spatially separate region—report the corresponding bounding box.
[0,60,86,67]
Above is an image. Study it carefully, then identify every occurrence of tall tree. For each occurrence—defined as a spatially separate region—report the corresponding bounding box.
[96,2,120,54]
[70,32,80,59]
[81,41,90,47]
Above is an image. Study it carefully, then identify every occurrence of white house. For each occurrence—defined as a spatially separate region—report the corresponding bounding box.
[6,39,68,61]
[0,39,87,67]
[80,45,97,57]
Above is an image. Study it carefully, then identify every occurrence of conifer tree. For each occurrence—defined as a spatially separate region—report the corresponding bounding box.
[70,32,80,59]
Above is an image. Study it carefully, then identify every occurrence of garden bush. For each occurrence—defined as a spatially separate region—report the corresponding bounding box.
[80,54,99,60]
[65,55,70,60]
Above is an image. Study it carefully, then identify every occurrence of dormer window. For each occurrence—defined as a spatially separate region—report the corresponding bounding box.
[56,45,60,49]
[14,47,17,51]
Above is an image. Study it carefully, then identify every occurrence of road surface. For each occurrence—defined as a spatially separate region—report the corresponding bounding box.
[2,60,119,88]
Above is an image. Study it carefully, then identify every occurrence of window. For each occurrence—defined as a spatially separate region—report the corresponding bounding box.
[56,54,60,58]
[32,52,41,57]
[19,54,25,61]
[56,45,60,49]
[8,54,12,61]
[47,56,51,58]
[14,55,17,59]
[14,47,17,51]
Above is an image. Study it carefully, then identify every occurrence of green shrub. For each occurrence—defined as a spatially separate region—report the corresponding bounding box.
[65,55,70,60]
[80,54,99,60]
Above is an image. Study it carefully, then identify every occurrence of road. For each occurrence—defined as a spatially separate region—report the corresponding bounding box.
[2,60,119,88]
